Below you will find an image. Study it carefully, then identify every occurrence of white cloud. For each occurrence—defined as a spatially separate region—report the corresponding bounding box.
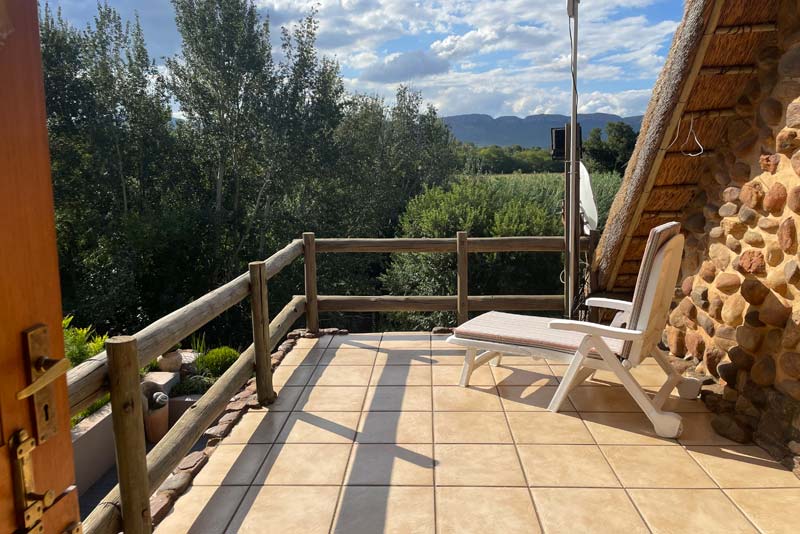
[259,0,678,116]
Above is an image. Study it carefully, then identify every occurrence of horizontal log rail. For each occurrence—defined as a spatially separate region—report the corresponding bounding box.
[317,294,563,313]
[67,239,303,417]
[314,235,589,254]
[83,296,306,534]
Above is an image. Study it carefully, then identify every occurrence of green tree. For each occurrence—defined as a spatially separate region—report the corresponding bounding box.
[167,0,274,226]
[583,122,638,174]
[381,176,563,329]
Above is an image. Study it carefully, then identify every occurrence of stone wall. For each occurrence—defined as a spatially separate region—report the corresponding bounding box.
[665,20,800,462]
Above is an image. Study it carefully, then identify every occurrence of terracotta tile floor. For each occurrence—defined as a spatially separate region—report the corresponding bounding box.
[156,332,799,534]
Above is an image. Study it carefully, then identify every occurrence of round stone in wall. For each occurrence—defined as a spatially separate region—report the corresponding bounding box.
[778,217,797,252]
[722,186,741,203]
[726,234,742,252]
[735,249,766,274]
[716,272,741,292]
[738,206,759,225]
[721,293,746,325]
[758,217,779,231]
[743,231,764,247]
[739,181,762,206]
[719,202,739,217]
[763,182,787,212]
[751,356,776,386]
[765,243,783,266]
[741,278,770,305]
[759,296,791,327]
[788,186,800,213]
[780,352,800,379]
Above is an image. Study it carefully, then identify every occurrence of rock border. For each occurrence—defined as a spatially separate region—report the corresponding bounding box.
[149,327,350,525]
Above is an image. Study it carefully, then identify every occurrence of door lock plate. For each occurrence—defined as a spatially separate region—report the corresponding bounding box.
[21,325,64,443]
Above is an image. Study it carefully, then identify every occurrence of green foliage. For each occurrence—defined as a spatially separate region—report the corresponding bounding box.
[71,393,110,427]
[381,172,621,329]
[43,1,459,343]
[196,346,240,377]
[171,375,216,396]
[189,332,207,355]
[62,315,108,367]
[583,122,638,174]
[457,143,563,174]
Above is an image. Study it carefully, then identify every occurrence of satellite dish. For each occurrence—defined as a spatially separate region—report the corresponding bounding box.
[579,161,598,233]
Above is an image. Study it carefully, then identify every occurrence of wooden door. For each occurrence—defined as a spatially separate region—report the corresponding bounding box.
[0,1,82,532]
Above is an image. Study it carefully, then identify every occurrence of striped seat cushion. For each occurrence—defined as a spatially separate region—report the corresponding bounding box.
[453,311,624,355]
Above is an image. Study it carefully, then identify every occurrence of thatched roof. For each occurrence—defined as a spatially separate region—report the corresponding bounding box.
[595,0,784,292]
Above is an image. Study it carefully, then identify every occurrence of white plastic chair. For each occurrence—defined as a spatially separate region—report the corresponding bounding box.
[447,222,702,438]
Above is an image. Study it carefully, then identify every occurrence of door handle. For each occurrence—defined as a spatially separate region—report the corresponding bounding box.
[16,357,70,400]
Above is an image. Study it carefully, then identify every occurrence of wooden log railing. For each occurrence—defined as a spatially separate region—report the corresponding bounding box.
[72,231,585,534]
[305,232,585,329]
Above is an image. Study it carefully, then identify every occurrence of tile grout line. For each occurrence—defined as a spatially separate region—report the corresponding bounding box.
[327,332,383,534]
[429,340,438,534]
[680,441,765,533]
[220,334,331,533]
[575,388,654,534]
[495,365,547,534]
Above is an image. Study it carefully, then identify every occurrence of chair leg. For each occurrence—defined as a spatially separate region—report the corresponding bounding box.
[548,349,586,412]
[602,349,682,438]
[652,347,702,400]
[490,353,503,367]
[459,347,477,387]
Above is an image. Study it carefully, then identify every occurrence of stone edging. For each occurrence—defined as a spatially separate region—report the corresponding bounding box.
[149,327,350,525]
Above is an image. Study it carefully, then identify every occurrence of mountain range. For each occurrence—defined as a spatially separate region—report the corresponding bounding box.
[442,113,643,148]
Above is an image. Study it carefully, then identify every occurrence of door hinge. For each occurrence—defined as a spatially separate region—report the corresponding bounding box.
[10,429,78,534]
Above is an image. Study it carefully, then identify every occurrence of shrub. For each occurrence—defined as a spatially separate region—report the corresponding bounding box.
[195,346,239,378]
[63,315,108,367]
[171,375,216,396]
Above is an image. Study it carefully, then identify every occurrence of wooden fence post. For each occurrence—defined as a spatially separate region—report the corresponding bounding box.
[249,261,276,405]
[106,336,152,534]
[456,231,469,325]
[303,232,320,333]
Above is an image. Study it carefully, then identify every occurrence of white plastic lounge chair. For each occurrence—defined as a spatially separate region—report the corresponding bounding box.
[447,222,702,438]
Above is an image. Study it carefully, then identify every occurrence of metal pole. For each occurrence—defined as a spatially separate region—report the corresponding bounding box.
[567,0,580,318]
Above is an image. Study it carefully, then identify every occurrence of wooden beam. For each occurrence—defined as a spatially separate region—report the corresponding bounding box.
[105,336,151,534]
[699,65,757,76]
[82,298,305,534]
[317,294,563,313]
[682,108,737,120]
[314,236,588,254]
[249,261,275,405]
[303,233,319,333]
[468,295,563,312]
[316,238,455,253]
[456,232,468,324]
[714,23,777,35]
[67,241,303,416]
[319,295,456,312]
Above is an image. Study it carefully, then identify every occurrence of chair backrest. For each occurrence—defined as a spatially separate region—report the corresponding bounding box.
[622,222,683,365]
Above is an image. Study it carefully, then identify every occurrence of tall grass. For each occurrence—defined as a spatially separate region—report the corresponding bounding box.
[468,172,622,231]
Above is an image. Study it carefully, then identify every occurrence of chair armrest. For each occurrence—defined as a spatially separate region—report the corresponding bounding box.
[585,297,632,312]
[548,319,642,341]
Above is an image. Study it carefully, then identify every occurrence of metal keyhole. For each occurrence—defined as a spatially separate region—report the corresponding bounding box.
[43,403,49,421]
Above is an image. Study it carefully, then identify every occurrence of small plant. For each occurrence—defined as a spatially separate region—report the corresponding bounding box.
[195,346,239,378]
[171,375,216,396]
[70,393,110,427]
[189,332,207,355]
[63,315,108,367]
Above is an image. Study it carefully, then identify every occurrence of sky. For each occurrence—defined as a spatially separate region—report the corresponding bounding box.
[51,0,684,118]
